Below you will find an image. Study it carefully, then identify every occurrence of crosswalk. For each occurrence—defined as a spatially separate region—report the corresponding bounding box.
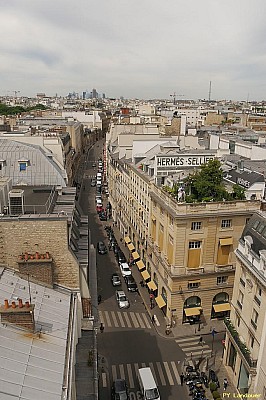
[175,336,212,361]
[101,360,181,388]
[99,310,152,330]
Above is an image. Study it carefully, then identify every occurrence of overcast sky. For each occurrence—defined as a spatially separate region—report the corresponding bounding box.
[1,0,266,101]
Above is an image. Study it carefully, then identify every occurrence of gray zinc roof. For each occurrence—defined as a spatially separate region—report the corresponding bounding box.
[0,268,72,400]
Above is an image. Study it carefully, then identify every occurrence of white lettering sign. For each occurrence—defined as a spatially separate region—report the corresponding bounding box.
[156,155,215,169]
[237,177,250,188]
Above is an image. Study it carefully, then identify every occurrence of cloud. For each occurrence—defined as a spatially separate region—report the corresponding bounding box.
[1,0,266,100]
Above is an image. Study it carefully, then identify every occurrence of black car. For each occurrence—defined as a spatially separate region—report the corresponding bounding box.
[112,379,129,400]
[99,212,107,221]
[113,245,120,254]
[124,275,138,292]
[116,251,127,263]
[97,241,107,254]
[111,273,121,287]
[91,179,96,187]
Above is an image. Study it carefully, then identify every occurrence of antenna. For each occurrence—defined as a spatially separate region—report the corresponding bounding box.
[208,81,212,102]
[27,274,32,304]
[170,92,184,105]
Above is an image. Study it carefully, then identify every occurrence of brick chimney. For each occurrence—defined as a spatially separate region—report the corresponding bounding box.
[0,299,35,332]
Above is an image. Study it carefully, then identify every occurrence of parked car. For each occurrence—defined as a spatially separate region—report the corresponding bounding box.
[99,212,107,221]
[92,162,96,167]
[96,205,103,213]
[113,245,120,254]
[91,179,96,187]
[111,273,121,287]
[116,290,130,309]
[112,379,129,400]
[96,199,103,207]
[116,251,127,263]
[119,262,132,277]
[125,275,138,292]
[97,241,107,254]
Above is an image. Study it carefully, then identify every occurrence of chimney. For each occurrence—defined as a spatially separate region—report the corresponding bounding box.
[0,299,35,332]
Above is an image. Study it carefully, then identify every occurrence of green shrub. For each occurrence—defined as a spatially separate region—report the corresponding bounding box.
[212,390,221,399]
[209,382,217,392]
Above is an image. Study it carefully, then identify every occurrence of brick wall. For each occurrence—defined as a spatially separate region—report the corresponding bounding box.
[1,311,35,331]
[18,260,54,287]
[0,219,80,289]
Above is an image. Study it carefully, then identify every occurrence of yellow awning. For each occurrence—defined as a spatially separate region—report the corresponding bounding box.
[136,260,145,270]
[132,251,140,260]
[220,237,233,246]
[147,281,157,291]
[124,236,131,244]
[213,303,231,312]
[141,270,150,281]
[184,307,201,317]
[155,295,166,308]
[127,243,135,251]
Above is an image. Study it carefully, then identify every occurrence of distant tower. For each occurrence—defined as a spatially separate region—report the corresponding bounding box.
[208,81,212,101]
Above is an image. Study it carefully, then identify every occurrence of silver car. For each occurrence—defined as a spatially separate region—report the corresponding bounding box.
[116,290,130,309]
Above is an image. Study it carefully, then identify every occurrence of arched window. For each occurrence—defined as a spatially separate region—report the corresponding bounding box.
[153,272,158,286]
[184,296,201,308]
[162,287,167,304]
[213,292,229,304]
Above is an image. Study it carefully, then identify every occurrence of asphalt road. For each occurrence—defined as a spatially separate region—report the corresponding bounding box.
[80,141,224,400]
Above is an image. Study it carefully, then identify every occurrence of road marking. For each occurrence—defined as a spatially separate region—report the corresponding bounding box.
[171,361,181,385]
[189,350,212,357]
[156,362,166,386]
[182,345,209,352]
[176,336,201,343]
[112,365,117,381]
[119,364,125,380]
[127,364,134,388]
[123,312,132,328]
[117,312,126,327]
[163,361,174,386]
[136,313,146,328]
[102,372,107,387]
[141,313,151,329]
[149,362,158,385]
[111,311,119,327]
[134,363,139,380]
[130,312,140,328]
[103,311,112,326]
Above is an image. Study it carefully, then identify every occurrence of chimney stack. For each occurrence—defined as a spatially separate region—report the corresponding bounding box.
[0,299,35,332]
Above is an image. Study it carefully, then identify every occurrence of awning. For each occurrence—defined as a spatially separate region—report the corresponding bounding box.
[220,237,233,246]
[136,260,145,270]
[213,303,231,313]
[132,251,140,261]
[124,236,131,244]
[147,281,157,291]
[127,243,135,251]
[141,270,150,281]
[184,307,202,317]
[155,295,166,308]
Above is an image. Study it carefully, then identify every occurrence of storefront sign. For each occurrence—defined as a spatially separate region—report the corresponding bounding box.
[156,155,215,169]
[237,177,250,188]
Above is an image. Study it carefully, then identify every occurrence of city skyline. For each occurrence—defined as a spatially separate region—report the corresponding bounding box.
[1,0,266,101]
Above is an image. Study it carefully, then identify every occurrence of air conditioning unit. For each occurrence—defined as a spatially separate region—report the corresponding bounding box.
[8,189,25,216]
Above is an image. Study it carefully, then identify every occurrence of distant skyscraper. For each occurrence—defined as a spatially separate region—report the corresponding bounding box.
[82,91,86,100]
[102,93,106,99]
[92,88,97,99]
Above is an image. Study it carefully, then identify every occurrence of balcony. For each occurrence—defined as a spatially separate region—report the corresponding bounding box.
[224,318,257,370]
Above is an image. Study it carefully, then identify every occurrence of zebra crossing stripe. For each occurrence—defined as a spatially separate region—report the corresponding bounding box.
[135,313,146,328]
[156,362,166,386]
[111,311,119,327]
[176,336,201,343]
[171,361,181,385]
[112,365,117,381]
[134,363,139,380]
[141,313,151,329]
[102,372,107,387]
[130,312,140,328]
[127,364,134,388]
[117,312,126,327]
[149,362,158,386]
[103,311,112,326]
[182,345,209,352]
[163,361,174,386]
[119,364,125,380]
[123,312,132,328]
[190,350,212,357]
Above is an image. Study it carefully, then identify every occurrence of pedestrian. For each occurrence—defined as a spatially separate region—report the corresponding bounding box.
[180,372,184,386]
[152,315,156,324]
[223,378,228,391]
[100,323,104,333]
[198,336,203,346]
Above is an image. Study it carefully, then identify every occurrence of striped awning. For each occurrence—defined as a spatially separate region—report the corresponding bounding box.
[136,260,145,270]
[155,295,166,309]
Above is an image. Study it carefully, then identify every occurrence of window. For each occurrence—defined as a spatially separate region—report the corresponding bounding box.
[188,281,200,289]
[169,216,173,226]
[19,162,27,171]
[236,314,240,327]
[191,221,202,230]
[217,276,228,285]
[221,219,232,228]
[189,241,201,249]
[252,309,258,324]
[249,335,254,349]
[237,291,244,309]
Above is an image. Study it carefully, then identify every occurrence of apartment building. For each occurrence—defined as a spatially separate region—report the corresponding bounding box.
[223,211,266,395]
[107,149,260,326]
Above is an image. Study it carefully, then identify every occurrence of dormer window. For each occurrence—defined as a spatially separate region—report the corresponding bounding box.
[0,160,6,170]
[244,235,253,256]
[18,159,30,172]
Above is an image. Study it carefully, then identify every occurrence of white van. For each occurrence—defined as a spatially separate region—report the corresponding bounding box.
[138,367,160,400]
[97,172,102,179]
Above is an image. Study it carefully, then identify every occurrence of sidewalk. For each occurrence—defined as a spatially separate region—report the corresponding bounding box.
[109,221,238,395]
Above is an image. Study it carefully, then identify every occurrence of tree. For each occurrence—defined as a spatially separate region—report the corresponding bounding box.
[231,184,246,200]
[184,159,227,202]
